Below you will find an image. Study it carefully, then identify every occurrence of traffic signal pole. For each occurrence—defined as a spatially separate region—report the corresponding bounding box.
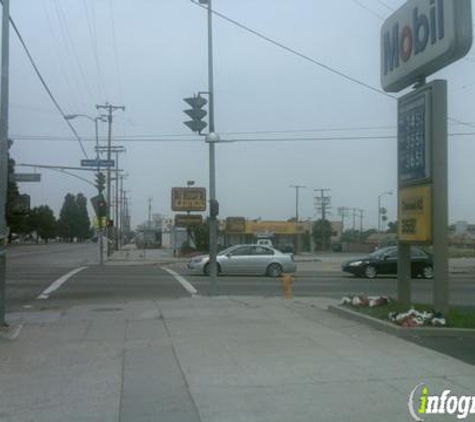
[0,0,10,327]
[206,0,218,294]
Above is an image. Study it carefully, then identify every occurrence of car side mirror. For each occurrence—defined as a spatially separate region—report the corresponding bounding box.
[226,253,232,258]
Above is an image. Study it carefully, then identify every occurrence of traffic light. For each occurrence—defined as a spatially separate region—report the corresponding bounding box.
[95,172,106,193]
[106,218,114,227]
[210,199,219,218]
[183,94,207,134]
[91,194,107,218]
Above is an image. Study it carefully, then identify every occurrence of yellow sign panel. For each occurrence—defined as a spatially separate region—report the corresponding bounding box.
[171,188,206,211]
[245,221,306,235]
[92,216,107,229]
[226,217,246,232]
[398,184,432,244]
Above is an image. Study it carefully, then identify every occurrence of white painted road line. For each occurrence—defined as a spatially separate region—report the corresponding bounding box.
[37,266,88,300]
[162,267,198,296]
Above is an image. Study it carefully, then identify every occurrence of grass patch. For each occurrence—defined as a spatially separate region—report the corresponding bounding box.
[344,301,475,329]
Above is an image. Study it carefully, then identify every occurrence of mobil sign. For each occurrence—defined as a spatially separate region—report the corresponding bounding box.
[381,0,472,92]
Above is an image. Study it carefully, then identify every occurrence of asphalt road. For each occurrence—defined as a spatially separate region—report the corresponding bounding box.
[6,243,475,309]
[5,243,475,366]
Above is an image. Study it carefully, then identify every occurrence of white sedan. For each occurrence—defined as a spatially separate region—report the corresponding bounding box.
[187,244,297,277]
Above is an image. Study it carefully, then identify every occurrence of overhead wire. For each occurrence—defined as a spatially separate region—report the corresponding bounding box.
[190,0,394,100]
[83,0,108,101]
[9,131,475,143]
[42,0,81,112]
[108,0,124,105]
[53,0,96,103]
[350,0,385,20]
[0,0,89,158]
[190,1,475,130]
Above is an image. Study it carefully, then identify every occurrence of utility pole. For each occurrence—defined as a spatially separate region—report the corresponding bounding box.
[289,185,306,222]
[338,207,350,233]
[0,0,10,327]
[96,144,125,252]
[314,189,331,251]
[358,209,365,238]
[96,103,125,255]
[148,197,152,229]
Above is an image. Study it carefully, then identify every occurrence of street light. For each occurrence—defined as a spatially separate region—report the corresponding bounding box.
[378,190,393,232]
[65,113,107,264]
[64,114,107,160]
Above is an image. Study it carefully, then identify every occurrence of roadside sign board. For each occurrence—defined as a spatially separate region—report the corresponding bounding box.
[381,0,472,92]
[398,86,431,186]
[12,194,30,214]
[174,214,203,227]
[171,187,206,211]
[225,217,246,232]
[398,184,432,244]
[81,159,115,168]
[11,173,41,182]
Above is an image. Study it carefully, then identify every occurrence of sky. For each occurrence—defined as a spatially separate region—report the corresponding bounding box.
[5,0,475,231]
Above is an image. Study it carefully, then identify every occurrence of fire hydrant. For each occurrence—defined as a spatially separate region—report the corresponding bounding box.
[280,274,294,299]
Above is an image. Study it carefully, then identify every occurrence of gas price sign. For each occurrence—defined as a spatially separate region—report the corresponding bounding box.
[398,88,431,186]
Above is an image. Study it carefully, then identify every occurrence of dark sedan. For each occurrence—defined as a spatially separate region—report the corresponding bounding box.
[342,246,433,279]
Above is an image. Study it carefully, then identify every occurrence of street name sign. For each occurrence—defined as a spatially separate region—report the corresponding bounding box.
[381,0,472,92]
[80,159,115,168]
[11,173,41,182]
[171,187,206,212]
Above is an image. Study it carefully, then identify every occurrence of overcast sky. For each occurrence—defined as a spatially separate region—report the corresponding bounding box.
[6,0,475,230]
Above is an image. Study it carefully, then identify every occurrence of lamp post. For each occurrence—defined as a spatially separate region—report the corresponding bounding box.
[65,114,107,265]
[378,190,393,232]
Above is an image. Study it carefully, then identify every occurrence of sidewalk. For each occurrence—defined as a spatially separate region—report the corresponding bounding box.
[2,296,475,422]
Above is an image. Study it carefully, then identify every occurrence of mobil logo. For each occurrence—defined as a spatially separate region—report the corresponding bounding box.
[384,0,445,72]
[380,0,472,93]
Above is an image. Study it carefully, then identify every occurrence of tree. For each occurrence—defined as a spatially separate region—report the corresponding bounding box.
[58,193,91,242]
[312,219,332,251]
[76,193,91,241]
[6,141,28,242]
[387,221,398,233]
[29,206,57,244]
[187,222,209,251]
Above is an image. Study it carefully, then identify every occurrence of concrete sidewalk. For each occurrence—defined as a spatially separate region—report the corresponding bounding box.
[2,296,475,422]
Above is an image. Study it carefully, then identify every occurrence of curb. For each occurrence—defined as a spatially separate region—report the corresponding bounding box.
[327,305,475,338]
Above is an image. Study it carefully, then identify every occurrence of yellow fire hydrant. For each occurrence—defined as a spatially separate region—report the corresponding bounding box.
[280,274,294,299]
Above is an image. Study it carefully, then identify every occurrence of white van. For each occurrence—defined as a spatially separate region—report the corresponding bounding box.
[256,239,273,247]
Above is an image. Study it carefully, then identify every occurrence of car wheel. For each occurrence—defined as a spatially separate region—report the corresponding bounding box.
[364,265,377,279]
[422,265,434,279]
[267,263,283,278]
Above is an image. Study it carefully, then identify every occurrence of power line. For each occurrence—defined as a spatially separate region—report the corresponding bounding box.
[191,1,475,130]
[350,0,385,20]
[190,0,393,100]
[83,0,108,101]
[0,0,89,158]
[42,0,82,112]
[109,0,124,105]
[53,0,96,103]
[373,0,394,12]
[9,131,475,143]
